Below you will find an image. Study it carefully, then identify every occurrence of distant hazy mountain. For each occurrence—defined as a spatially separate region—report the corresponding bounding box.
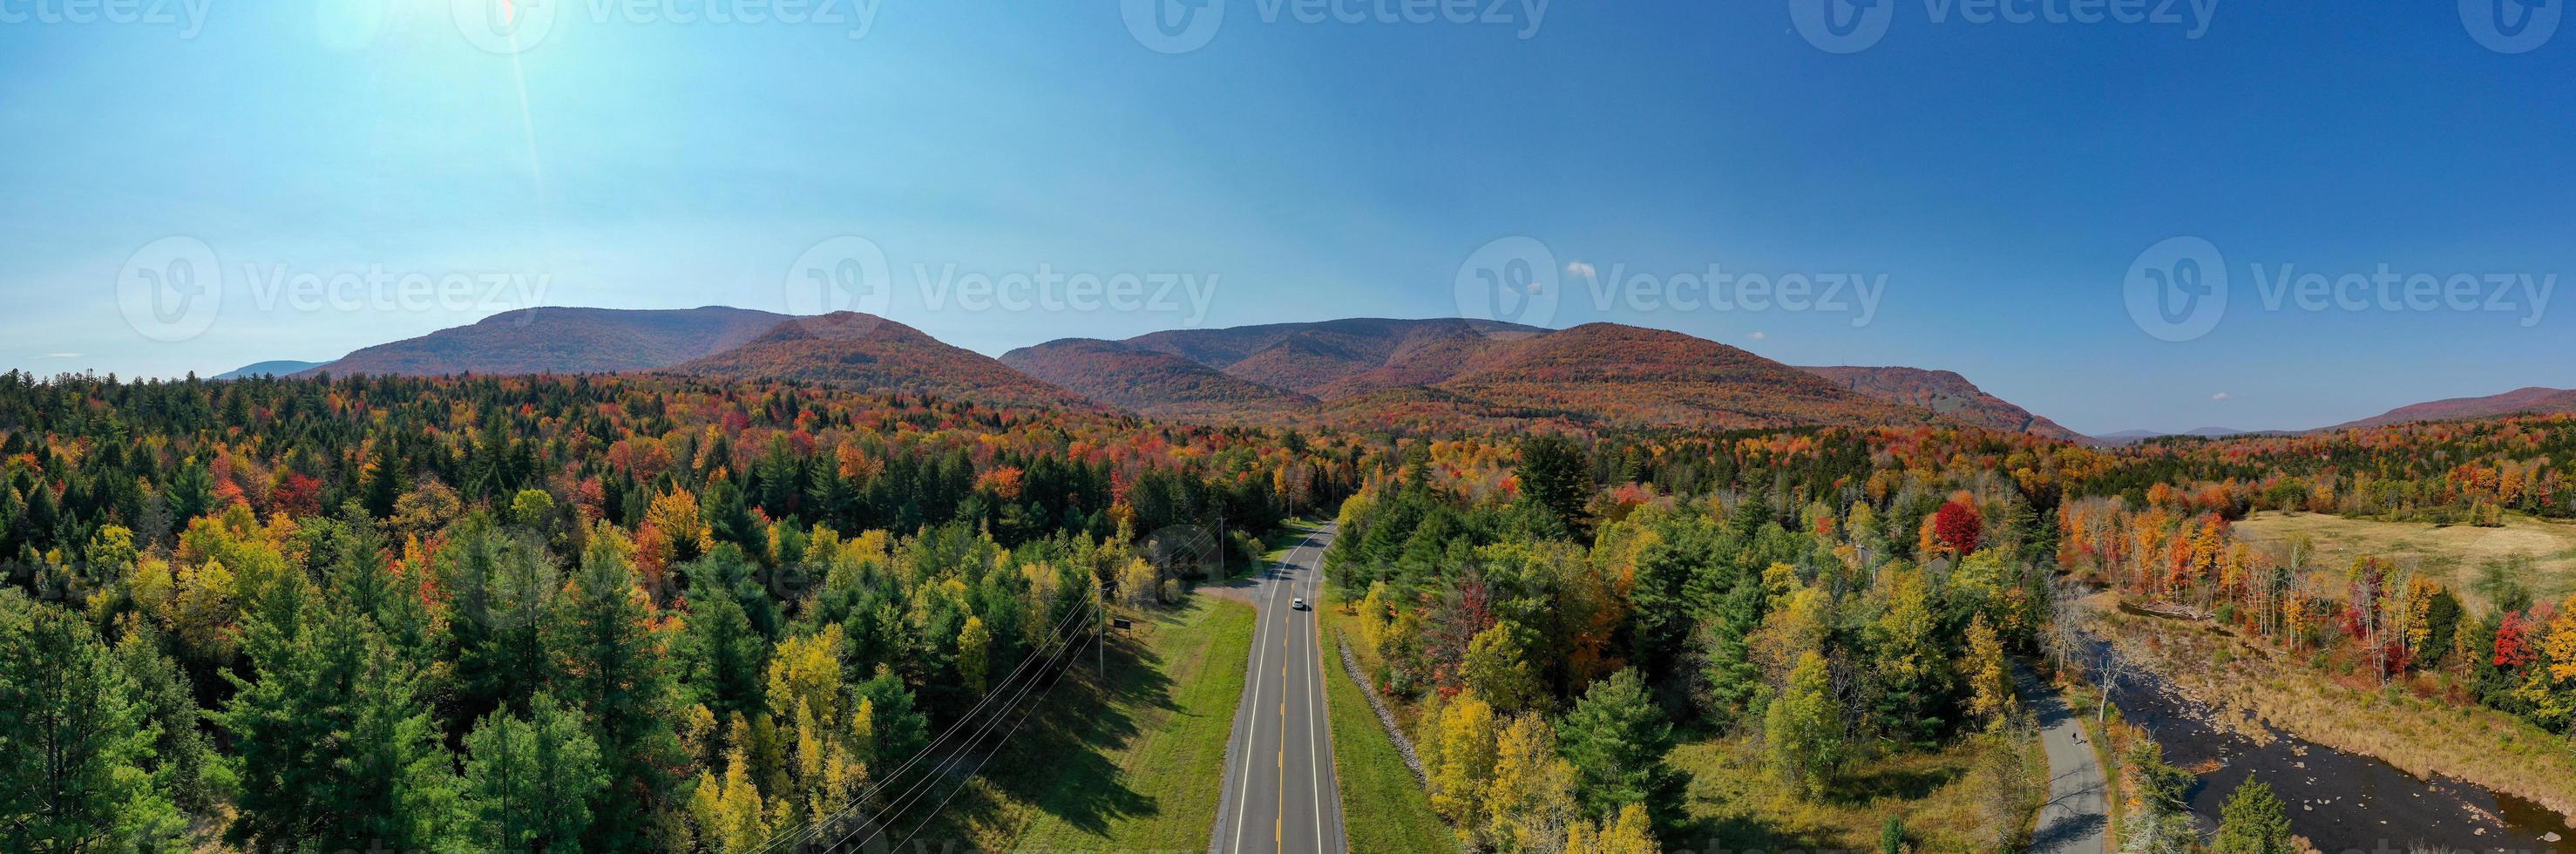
[214,360,330,380]
[2322,387,2576,431]
[242,306,2089,436]
[2088,427,2268,445]
[1112,317,1549,398]
[304,306,788,377]
[670,312,1093,410]
[997,338,1319,419]
[1796,365,2081,441]
[1008,319,1961,433]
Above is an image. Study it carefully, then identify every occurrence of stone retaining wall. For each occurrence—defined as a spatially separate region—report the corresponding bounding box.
[1336,636,1426,784]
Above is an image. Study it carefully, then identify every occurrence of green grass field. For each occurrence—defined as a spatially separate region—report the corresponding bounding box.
[1668,734,2039,852]
[1319,623,1458,853]
[920,594,1256,851]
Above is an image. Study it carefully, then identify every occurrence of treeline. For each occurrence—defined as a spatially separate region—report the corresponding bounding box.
[0,370,1375,574]
[0,370,1379,851]
[2077,416,2576,523]
[1529,417,2576,530]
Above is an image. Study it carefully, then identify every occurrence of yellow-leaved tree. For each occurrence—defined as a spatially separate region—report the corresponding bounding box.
[1564,803,1658,854]
[1428,691,1500,845]
[1961,613,2015,728]
[1486,714,1580,853]
[688,745,770,853]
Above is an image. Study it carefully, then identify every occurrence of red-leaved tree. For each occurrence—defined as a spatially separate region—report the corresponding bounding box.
[1933,498,1983,557]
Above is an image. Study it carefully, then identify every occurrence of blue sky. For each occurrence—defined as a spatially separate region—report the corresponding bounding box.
[2,1,2570,434]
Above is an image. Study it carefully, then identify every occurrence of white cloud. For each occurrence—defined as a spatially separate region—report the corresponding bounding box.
[1747,331,1767,341]
[1565,261,1596,279]
[42,353,80,359]
[2211,392,2231,401]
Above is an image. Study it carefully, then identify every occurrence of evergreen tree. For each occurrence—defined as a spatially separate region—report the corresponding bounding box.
[543,531,689,851]
[442,518,562,721]
[0,593,184,850]
[1557,669,1679,825]
[220,566,461,851]
[113,624,232,814]
[1516,434,1591,536]
[464,693,610,852]
[2212,778,2294,854]
[679,554,769,718]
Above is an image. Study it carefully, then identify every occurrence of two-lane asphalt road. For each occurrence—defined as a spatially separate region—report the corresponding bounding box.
[1217,523,1347,854]
[2018,664,2109,854]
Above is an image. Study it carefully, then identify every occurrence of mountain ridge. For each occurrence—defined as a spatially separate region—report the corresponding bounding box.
[670,312,1095,410]
[2322,386,2576,431]
[215,360,331,380]
[220,307,2090,437]
[1795,365,2082,441]
[1009,319,1966,433]
[301,306,788,377]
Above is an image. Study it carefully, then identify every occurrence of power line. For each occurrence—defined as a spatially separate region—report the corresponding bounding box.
[881,632,1095,854]
[758,597,1094,852]
[823,610,1099,853]
[756,592,1098,853]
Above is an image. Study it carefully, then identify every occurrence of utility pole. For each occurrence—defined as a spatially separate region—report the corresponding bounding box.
[1096,577,1106,681]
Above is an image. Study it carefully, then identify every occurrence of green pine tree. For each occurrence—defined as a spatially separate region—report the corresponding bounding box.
[464,693,611,852]
[1557,668,1679,825]
[0,593,185,851]
[545,532,689,851]
[220,567,461,851]
[2213,778,2294,854]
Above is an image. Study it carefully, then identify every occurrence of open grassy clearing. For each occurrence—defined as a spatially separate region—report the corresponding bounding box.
[1669,733,2042,853]
[2233,511,2576,613]
[913,594,1256,852]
